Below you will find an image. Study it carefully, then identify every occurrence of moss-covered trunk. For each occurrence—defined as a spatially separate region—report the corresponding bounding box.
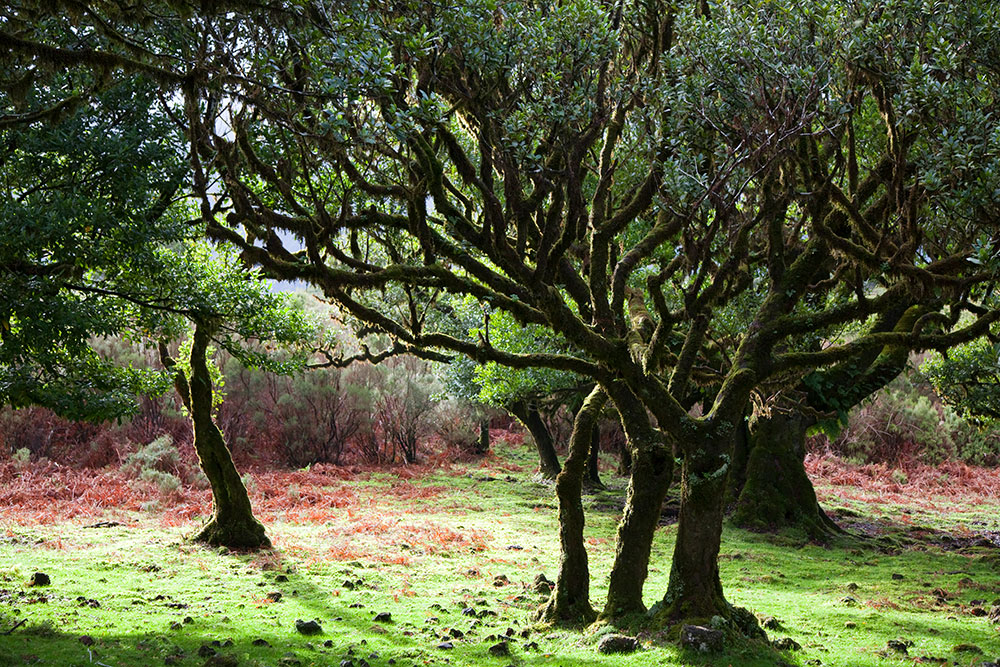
[729,411,841,540]
[600,383,674,620]
[586,423,603,489]
[538,386,606,625]
[654,447,729,623]
[509,400,561,479]
[161,323,269,550]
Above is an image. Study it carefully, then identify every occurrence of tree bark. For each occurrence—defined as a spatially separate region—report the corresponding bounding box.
[160,323,270,550]
[476,418,490,455]
[509,400,561,479]
[600,383,674,620]
[654,446,729,623]
[538,385,606,625]
[586,422,603,489]
[729,411,842,540]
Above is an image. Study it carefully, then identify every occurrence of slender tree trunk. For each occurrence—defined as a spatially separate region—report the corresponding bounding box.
[509,400,561,479]
[600,383,674,620]
[655,445,729,622]
[160,324,269,550]
[586,423,603,488]
[729,411,842,540]
[476,418,490,455]
[538,386,606,625]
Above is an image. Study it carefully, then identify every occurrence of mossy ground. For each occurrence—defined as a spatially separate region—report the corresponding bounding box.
[2,442,999,666]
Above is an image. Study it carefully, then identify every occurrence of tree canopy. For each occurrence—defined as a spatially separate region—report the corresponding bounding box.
[5,0,1000,628]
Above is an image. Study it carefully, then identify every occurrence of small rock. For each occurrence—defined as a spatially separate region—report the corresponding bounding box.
[971,606,987,617]
[492,575,510,587]
[275,574,289,582]
[266,592,282,603]
[183,616,194,625]
[28,572,50,587]
[461,607,477,617]
[252,638,270,647]
[524,641,539,651]
[773,637,802,651]
[295,619,323,635]
[844,621,857,629]
[839,596,858,605]
[953,644,983,654]
[204,656,239,667]
[891,573,904,580]
[597,634,640,655]
[680,625,723,653]
[448,628,464,639]
[278,655,302,667]
[343,580,356,590]
[886,639,909,654]
[197,644,217,658]
[989,606,1000,623]
[533,574,554,594]
[373,612,392,623]
[339,660,354,667]
[759,615,781,630]
[437,641,454,650]
[169,622,182,631]
[845,582,859,592]
[488,641,510,657]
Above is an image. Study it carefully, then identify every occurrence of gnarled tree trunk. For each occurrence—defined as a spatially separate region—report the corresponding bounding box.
[600,383,674,620]
[654,446,729,623]
[160,322,269,550]
[729,411,841,540]
[538,385,606,625]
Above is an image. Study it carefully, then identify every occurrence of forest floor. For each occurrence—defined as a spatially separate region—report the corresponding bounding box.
[2,439,1000,667]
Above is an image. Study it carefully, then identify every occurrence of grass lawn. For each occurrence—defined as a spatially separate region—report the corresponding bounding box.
[2,440,1000,666]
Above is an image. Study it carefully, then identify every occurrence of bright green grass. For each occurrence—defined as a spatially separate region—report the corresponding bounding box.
[2,444,1000,666]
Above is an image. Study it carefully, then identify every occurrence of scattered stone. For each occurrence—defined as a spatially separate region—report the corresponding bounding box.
[524,641,539,651]
[953,644,983,654]
[348,603,365,609]
[891,573,904,580]
[597,634,640,655]
[448,628,464,639]
[204,656,238,667]
[843,621,857,629]
[169,622,182,631]
[845,582,859,592]
[506,545,524,550]
[488,641,510,657]
[278,655,302,667]
[533,574,554,594]
[680,625,723,653]
[197,644,217,658]
[839,596,858,606]
[183,616,194,625]
[252,639,271,647]
[773,638,802,651]
[343,580,356,590]
[339,660,354,667]
[971,606,987,617]
[492,575,510,587]
[275,575,289,582]
[887,639,912,654]
[165,655,184,665]
[266,592,283,603]
[990,606,1000,623]
[373,612,392,623]
[79,635,95,646]
[436,641,454,650]
[758,615,781,630]
[28,572,50,587]
[461,607,477,617]
[295,619,323,635]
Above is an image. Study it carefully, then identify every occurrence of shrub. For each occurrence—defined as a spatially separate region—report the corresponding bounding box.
[122,435,180,476]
